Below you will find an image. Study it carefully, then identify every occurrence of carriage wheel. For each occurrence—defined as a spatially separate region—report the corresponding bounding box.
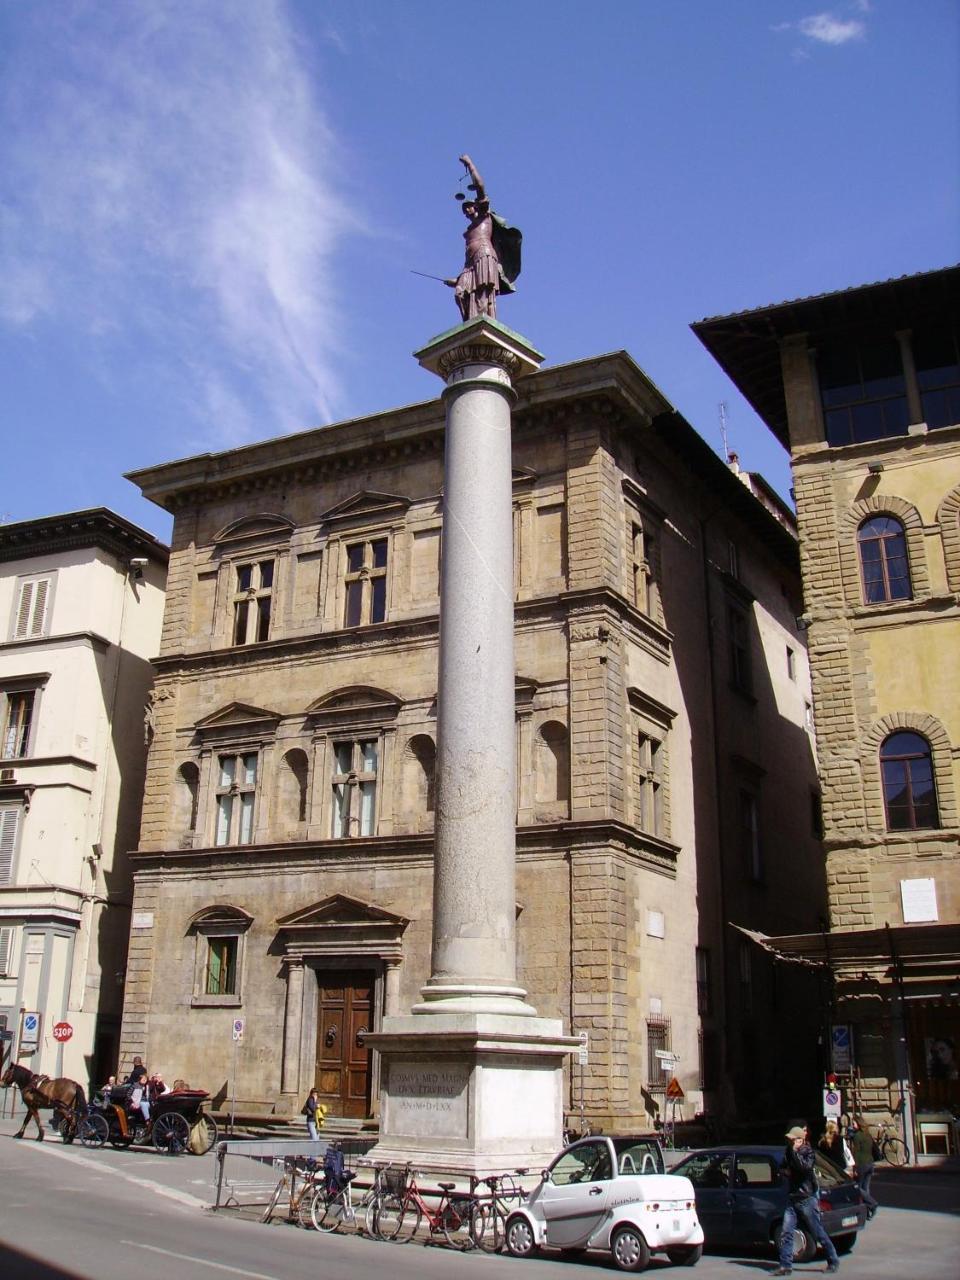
[78,1114,109,1149]
[190,1113,218,1155]
[153,1111,191,1154]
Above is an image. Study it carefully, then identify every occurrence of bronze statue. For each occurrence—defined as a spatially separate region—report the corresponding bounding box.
[446,155,521,321]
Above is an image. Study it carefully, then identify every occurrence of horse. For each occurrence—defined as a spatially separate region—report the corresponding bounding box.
[1,1060,88,1141]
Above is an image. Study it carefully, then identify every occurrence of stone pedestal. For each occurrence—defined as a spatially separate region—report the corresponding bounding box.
[364,317,576,1173]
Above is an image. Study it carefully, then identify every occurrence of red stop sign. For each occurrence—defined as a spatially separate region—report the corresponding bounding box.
[53,1021,73,1042]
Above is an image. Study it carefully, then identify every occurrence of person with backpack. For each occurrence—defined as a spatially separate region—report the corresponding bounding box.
[848,1116,879,1218]
[773,1124,841,1276]
[302,1087,321,1141]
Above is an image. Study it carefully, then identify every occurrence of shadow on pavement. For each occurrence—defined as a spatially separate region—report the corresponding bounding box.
[0,1242,87,1280]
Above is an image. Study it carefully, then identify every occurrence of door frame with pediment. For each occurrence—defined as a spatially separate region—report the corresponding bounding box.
[275,894,409,1117]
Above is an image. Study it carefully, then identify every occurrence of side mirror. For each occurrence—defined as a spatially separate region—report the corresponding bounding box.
[541,1169,550,1183]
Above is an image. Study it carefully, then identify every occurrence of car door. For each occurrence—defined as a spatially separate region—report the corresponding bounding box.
[731,1152,783,1243]
[675,1151,735,1243]
[539,1139,614,1248]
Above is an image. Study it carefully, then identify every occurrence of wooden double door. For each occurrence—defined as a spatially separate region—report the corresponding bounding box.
[315,969,374,1118]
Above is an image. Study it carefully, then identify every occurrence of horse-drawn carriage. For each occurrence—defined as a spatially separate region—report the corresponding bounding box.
[77,1082,218,1155]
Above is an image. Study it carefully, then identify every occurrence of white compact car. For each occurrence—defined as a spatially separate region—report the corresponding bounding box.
[505,1135,704,1271]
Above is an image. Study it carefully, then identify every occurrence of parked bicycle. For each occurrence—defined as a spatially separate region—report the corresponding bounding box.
[305,1144,358,1233]
[262,1155,323,1225]
[367,1164,478,1248]
[468,1169,529,1252]
[874,1113,910,1167]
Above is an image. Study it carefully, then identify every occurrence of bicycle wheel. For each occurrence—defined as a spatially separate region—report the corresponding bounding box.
[374,1192,420,1243]
[472,1199,506,1252]
[314,1187,351,1233]
[261,1176,287,1223]
[298,1183,320,1229]
[883,1137,908,1167]
[441,1197,476,1250]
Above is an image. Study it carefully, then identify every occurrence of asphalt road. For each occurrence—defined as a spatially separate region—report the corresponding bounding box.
[0,1125,957,1280]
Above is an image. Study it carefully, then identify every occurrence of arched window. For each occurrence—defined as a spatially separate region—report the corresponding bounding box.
[880,732,939,830]
[408,735,436,815]
[858,516,912,604]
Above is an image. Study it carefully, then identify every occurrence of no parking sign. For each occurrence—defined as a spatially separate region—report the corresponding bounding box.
[823,1087,842,1118]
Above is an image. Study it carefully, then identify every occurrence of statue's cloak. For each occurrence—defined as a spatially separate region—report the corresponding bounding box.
[491,212,522,293]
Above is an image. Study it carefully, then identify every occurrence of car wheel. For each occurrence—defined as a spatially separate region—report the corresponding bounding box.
[774,1223,815,1264]
[666,1243,703,1266]
[504,1214,539,1259]
[834,1233,858,1255]
[610,1225,651,1272]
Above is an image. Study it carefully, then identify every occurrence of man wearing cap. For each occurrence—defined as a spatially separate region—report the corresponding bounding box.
[774,1124,840,1276]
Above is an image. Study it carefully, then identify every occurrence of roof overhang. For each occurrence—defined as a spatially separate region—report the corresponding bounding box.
[734,922,960,981]
[692,265,960,449]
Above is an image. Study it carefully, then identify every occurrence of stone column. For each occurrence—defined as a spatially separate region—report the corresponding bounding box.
[362,316,579,1175]
[413,318,542,1014]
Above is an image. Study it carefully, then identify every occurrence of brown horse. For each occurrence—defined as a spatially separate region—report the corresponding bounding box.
[1,1060,88,1141]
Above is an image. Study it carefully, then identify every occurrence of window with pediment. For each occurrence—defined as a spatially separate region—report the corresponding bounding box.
[211,514,294,649]
[192,702,280,848]
[188,905,252,1007]
[628,688,675,841]
[317,491,411,632]
[622,478,665,625]
[306,686,402,841]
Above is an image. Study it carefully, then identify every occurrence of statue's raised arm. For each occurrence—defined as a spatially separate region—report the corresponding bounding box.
[449,155,522,323]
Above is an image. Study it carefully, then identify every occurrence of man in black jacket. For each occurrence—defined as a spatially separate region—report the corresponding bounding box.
[773,1124,840,1276]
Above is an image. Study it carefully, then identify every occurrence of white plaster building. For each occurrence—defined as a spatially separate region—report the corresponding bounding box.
[0,510,167,1091]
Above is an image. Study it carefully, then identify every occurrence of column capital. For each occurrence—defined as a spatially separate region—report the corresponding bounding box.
[414,315,543,385]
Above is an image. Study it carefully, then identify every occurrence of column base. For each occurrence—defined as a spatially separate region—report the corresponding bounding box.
[363,1012,578,1175]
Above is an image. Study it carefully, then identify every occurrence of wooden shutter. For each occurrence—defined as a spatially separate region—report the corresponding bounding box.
[0,926,12,975]
[14,578,51,638]
[0,806,20,884]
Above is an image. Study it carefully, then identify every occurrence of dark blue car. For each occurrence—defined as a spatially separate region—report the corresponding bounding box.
[670,1146,868,1263]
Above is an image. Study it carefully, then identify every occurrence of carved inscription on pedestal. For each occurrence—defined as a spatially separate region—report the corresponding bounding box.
[387,1062,469,1137]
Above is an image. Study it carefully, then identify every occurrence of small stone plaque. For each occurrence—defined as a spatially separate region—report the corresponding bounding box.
[387,1062,469,1137]
[131,911,154,929]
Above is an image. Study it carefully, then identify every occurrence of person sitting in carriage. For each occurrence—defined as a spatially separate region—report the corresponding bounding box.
[124,1057,150,1122]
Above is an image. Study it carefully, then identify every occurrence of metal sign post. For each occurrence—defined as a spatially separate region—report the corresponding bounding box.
[230,1018,244,1137]
[577,1031,588,1135]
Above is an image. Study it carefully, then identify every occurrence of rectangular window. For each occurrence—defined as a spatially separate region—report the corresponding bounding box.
[728,540,740,580]
[215,753,258,846]
[913,325,960,431]
[0,805,21,884]
[13,576,52,639]
[204,936,238,996]
[728,606,753,694]
[343,538,389,627]
[696,947,712,1016]
[0,925,13,975]
[330,738,379,837]
[810,790,824,839]
[739,789,762,881]
[637,733,663,835]
[819,335,909,446]
[786,646,796,681]
[2,691,34,758]
[232,560,274,645]
[646,1015,670,1087]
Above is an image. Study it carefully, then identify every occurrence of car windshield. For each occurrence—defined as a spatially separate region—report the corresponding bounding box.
[611,1137,664,1175]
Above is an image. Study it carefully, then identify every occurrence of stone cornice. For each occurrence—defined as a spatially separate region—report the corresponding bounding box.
[150,585,672,677]
[0,507,168,565]
[129,818,680,878]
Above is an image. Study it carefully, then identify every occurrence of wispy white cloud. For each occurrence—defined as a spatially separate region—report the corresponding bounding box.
[0,0,361,442]
[773,6,868,54]
[798,12,866,45]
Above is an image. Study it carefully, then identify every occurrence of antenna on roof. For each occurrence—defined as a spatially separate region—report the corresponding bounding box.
[719,401,733,463]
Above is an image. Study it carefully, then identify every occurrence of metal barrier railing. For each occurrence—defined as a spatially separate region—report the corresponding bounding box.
[212,1136,378,1211]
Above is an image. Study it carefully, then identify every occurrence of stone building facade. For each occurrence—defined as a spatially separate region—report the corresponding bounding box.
[0,510,167,1090]
[694,265,960,1148]
[120,350,824,1128]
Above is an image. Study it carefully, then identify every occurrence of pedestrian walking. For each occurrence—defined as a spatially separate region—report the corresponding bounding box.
[848,1116,879,1218]
[302,1087,320,1141]
[773,1124,841,1276]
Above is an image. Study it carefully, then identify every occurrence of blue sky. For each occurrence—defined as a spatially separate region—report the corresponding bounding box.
[1,1,957,543]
